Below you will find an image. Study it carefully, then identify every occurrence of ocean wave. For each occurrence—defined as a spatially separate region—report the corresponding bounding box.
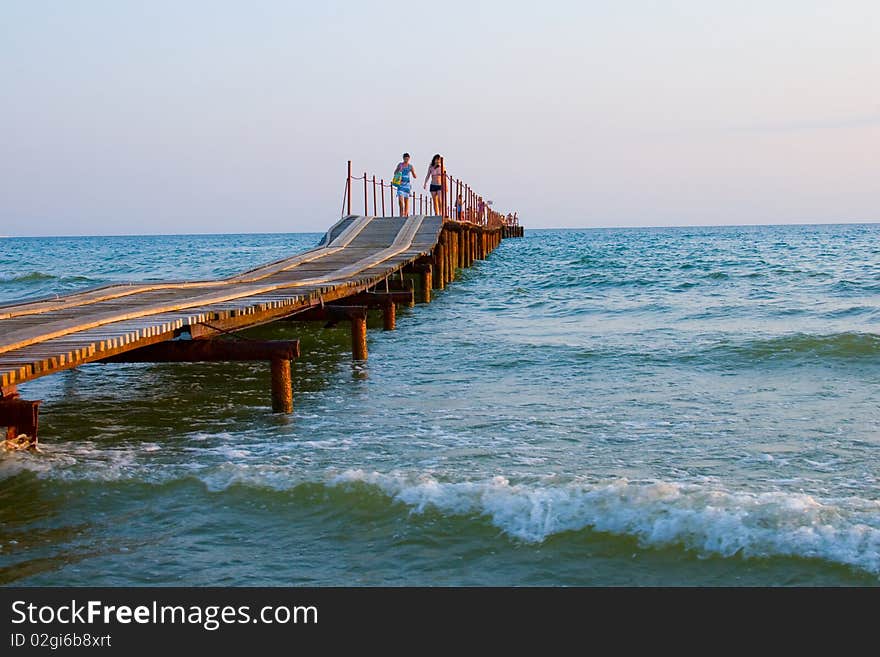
[721,332,880,361]
[187,464,880,576]
[4,453,879,575]
[0,271,57,284]
[822,306,880,319]
[496,332,880,369]
[530,274,659,291]
[324,471,880,575]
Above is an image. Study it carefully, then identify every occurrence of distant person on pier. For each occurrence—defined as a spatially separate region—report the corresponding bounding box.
[477,198,486,225]
[392,153,417,216]
[455,192,463,220]
[423,154,443,215]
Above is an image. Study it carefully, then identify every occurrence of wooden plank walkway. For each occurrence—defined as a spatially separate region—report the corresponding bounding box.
[0,215,503,394]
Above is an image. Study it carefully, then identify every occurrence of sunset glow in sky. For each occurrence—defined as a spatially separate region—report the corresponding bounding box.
[2,1,878,235]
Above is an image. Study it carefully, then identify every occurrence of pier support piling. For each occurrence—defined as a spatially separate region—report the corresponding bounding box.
[101,339,300,414]
[404,263,433,303]
[455,227,467,269]
[270,357,293,413]
[387,277,416,307]
[419,267,432,303]
[1,398,40,450]
[433,242,445,290]
[351,312,368,361]
[422,271,431,302]
[382,300,396,331]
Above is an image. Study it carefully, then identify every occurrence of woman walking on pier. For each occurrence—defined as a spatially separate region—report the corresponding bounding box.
[392,153,417,216]
[424,154,443,216]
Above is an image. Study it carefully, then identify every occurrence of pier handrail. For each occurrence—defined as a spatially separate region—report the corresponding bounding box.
[341,159,515,229]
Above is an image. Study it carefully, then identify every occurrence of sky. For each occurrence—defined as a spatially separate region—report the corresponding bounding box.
[1,0,878,235]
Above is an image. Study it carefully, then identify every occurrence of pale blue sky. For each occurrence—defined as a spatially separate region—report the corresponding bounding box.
[2,1,878,235]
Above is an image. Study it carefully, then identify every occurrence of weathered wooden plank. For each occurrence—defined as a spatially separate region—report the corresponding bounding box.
[0,214,455,386]
[0,216,378,321]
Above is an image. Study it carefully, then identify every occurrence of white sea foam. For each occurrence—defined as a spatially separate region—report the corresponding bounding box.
[4,444,878,575]
[328,469,880,575]
[0,441,145,482]
[0,450,62,479]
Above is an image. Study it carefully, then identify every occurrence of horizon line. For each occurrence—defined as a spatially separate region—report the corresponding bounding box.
[2,218,878,239]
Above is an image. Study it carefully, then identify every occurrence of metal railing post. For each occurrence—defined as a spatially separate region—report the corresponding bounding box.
[347,160,352,216]
[440,156,446,218]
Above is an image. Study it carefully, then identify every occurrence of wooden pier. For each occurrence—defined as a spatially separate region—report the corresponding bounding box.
[0,212,522,448]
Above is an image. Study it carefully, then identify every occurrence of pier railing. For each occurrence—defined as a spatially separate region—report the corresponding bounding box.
[341,159,517,229]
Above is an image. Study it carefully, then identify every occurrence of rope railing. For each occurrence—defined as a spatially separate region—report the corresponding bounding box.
[341,159,518,229]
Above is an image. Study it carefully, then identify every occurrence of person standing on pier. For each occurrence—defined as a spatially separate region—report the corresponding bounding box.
[455,192,463,220]
[392,153,417,216]
[423,154,443,216]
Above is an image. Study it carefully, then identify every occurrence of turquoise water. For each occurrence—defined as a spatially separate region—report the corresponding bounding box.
[1,225,879,586]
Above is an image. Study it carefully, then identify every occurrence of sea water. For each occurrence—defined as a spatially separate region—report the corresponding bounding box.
[1,225,878,585]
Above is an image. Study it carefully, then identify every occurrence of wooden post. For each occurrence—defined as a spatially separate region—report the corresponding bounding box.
[388,275,416,307]
[421,268,432,303]
[270,357,293,413]
[461,228,467,267]
[382,301,396,330]
[441,238,447,286]
[463,228,469,267]
[446,231,454,283]
[449,229,456,281]
[102,339,301,415]
[433,241,445,290]
[458,228,465,269]
[351,314,368,360]
[1,398,40,449]
[347,160,352,216]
